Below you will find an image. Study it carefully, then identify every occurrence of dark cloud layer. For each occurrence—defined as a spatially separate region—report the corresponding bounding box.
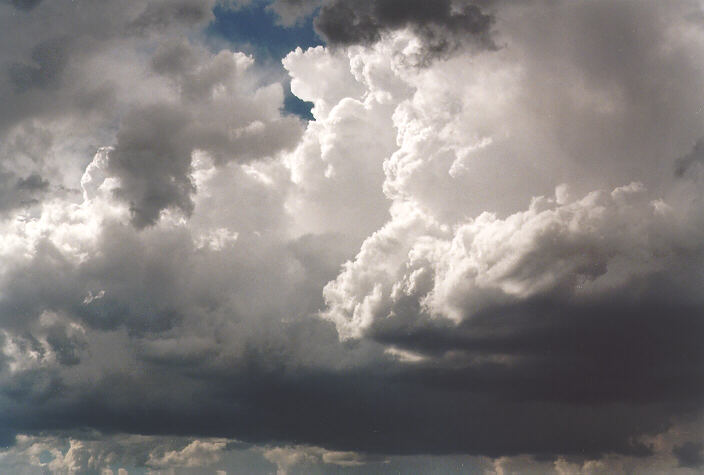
[375,296,704,406]
[0,340,680,459]
[0,227,700,459]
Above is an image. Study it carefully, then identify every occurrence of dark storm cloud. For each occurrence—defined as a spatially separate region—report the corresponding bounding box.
[313,0,495,57]
[0,239,701,463]
[0,236,700,460]
[673,441,704,468]
[0,340,676,459]
[0,216,651,459]
[371,295,704,406]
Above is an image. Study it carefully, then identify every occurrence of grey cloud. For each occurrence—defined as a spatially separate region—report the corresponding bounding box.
[0,226,179,342]
[106,99,303,228]
[313,0,495,59]
[0,171,49,212]
[0,0,225,199]
[1,366,64,409]
[15,173,49,192]
[129,0,216,33]
[45,324,86,366]
[0,215,699,463]
[268,0,321,26]
[0,224,698,460]
[0,239,82,333]
[372,295,704,406]
[5,0,42,11]
[673,441,704,468]
[675,140,704,177]
[0,0,224,135]
[108,104,196,228]
[503,0,704,198]
[75,223,195,334]
[0,346,677,460]
[1,0,704,472]
[151,40,199,77]
[7,37,68,92]
[371,0,704,225]
[105,41,303,227]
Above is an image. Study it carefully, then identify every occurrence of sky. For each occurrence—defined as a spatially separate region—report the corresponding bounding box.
[0,0,703,474]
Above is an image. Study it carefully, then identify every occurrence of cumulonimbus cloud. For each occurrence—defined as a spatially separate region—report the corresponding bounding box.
[0,0,703,473]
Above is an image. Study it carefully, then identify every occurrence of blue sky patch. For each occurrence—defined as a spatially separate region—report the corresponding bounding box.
[207,2,320,120]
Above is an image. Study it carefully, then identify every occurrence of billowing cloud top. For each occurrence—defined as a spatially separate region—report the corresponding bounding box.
[0,0,703,473]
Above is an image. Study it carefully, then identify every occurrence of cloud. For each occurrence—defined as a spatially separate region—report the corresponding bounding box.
[317,186,704,456]
[107,104,197,227]
[281,45,397,241]
[0,171,49,212]
[314,0,495,61]
[129,0,216,32]
[675,139,704,177]
[0,0,703,472]
[270,0,496,61]
[673,442,704,469]
[0,0,227,213]
[324,182,702,338]
[7,37,69,92]
[146,438,228,468]
[261,445,373,474]
[268,0,322,26]
[106,41,303,227]
[0,433,232,472]
[4,0,42,11]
